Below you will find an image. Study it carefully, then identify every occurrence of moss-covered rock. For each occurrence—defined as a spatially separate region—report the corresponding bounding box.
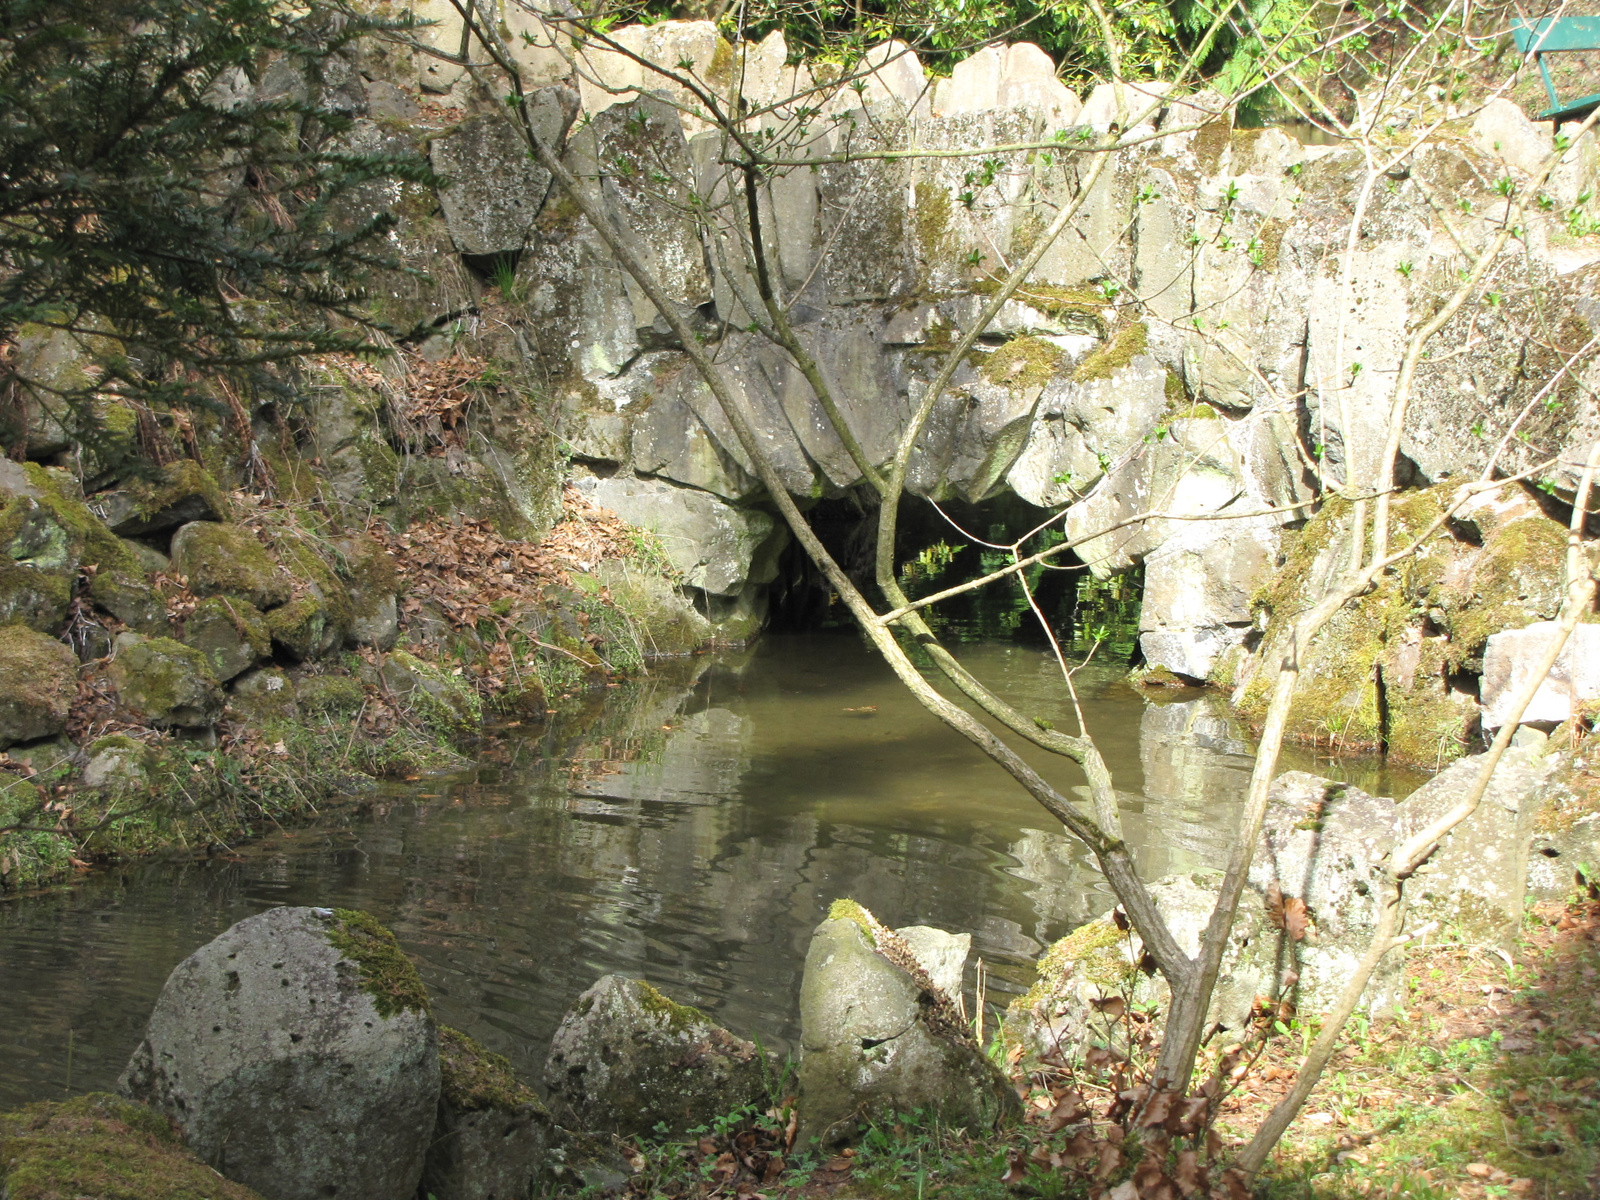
[379,648,482,736]
[322,907,432,1019]
[0,625,77,748]
[295,673,367,717]
[90,460,231,537]
[331,532,400,650]
[0,775,73,891]
[182,596,270,682]
[169,521,289,610]
[81,733,153,793]
[0,1092,267,1200]
[544,974,767,1138]
[106,632,223,728]
[227,666,299,723]
[266,595,330,661]
[424,1027,554,1200]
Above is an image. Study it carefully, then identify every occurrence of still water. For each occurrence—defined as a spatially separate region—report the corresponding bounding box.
[0,634,1424,1110]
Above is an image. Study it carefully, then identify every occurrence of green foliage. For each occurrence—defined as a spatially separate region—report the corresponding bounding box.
[0,0,437,462]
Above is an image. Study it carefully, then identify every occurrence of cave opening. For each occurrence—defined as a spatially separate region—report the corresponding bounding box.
[762,490,1143,659]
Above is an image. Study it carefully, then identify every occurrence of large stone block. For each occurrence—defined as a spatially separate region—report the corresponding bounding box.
[0,625,77,748]
[120,907,440,1200]
[1481,621,1600,729]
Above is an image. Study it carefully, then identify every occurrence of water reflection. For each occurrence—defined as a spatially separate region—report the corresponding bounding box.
[0,635,1417,1110]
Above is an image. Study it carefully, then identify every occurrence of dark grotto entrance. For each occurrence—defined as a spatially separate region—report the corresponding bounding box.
[761,490,1142,657]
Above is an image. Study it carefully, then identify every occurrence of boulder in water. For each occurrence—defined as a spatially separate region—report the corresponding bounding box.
[119,906,440,1200]
[543,974,768,1138]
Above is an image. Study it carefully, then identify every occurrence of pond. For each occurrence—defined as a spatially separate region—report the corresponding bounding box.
[0,633,1426,1111]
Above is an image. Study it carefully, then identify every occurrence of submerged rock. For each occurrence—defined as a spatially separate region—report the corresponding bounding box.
[0,625,77,748]
[0,1092,267,1200]
[120,906,440,1200]
[543,974,767,1138]
[422,1026,555,1200]
[797,903,1016,1146]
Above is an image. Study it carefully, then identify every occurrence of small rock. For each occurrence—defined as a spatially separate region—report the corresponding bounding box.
[1481,622,1600,729]
[120,906,440,1200]
[422,1026,554,1200]
[0,625,77,748]
[229,666,300,723]
[543,974,768,1138]
[295,673,367,716]
[107,632,224,728]
[83,734,151,792]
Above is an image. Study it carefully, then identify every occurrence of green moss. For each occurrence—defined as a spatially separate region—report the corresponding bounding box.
[1017,920,1128,1010]
[438,1026,544,1113]
[969,279,1109,335]
[1129,663,1191,688]
[1192,115,1232,174]
[171,522,288,609]
[1169,402,1219,420]
[127,460,229,524]
[295,674,366,716]
[1442,515,1568,660]
[913,180,956,267]
[979,335,1065,390]
[828,896,877,944]
[322,908,431,1020]
[0,1093,267,1200]
[1165,369,1186,406]
[1073,322,1148,383]
[706,36,736,92]
[266,596,328,660]
[635,979,707,1033]
[87,734,143,755]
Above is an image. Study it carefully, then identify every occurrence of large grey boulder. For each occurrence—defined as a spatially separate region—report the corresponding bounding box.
[0,625,77,748]
[423,1026,555,1200]
[798,905,1016,1146]
[120,906,440,1200]
[543,974,767,1138]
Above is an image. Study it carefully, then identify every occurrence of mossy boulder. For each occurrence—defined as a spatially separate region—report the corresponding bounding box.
[0,1092,268,1200]
[543,975,768,1138]
[0,775,73,891]
[169,522,290,611]
[295,673,367,717]
[119,906,440,1200]
[106,632,223,728]
[266,530,355,657]
[181,596,270,683]
[378,649,481,735]
[331,532,400,650]
[89,460,230,537]
[423,1027,554,1200]
[0,625,77,747]
[265,595,331,660]
[227,666,299,723]
[82,734,153,793]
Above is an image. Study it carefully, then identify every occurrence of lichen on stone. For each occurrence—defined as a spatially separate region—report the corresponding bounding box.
[438,1026,544,1113]
[322,908,431,1019]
